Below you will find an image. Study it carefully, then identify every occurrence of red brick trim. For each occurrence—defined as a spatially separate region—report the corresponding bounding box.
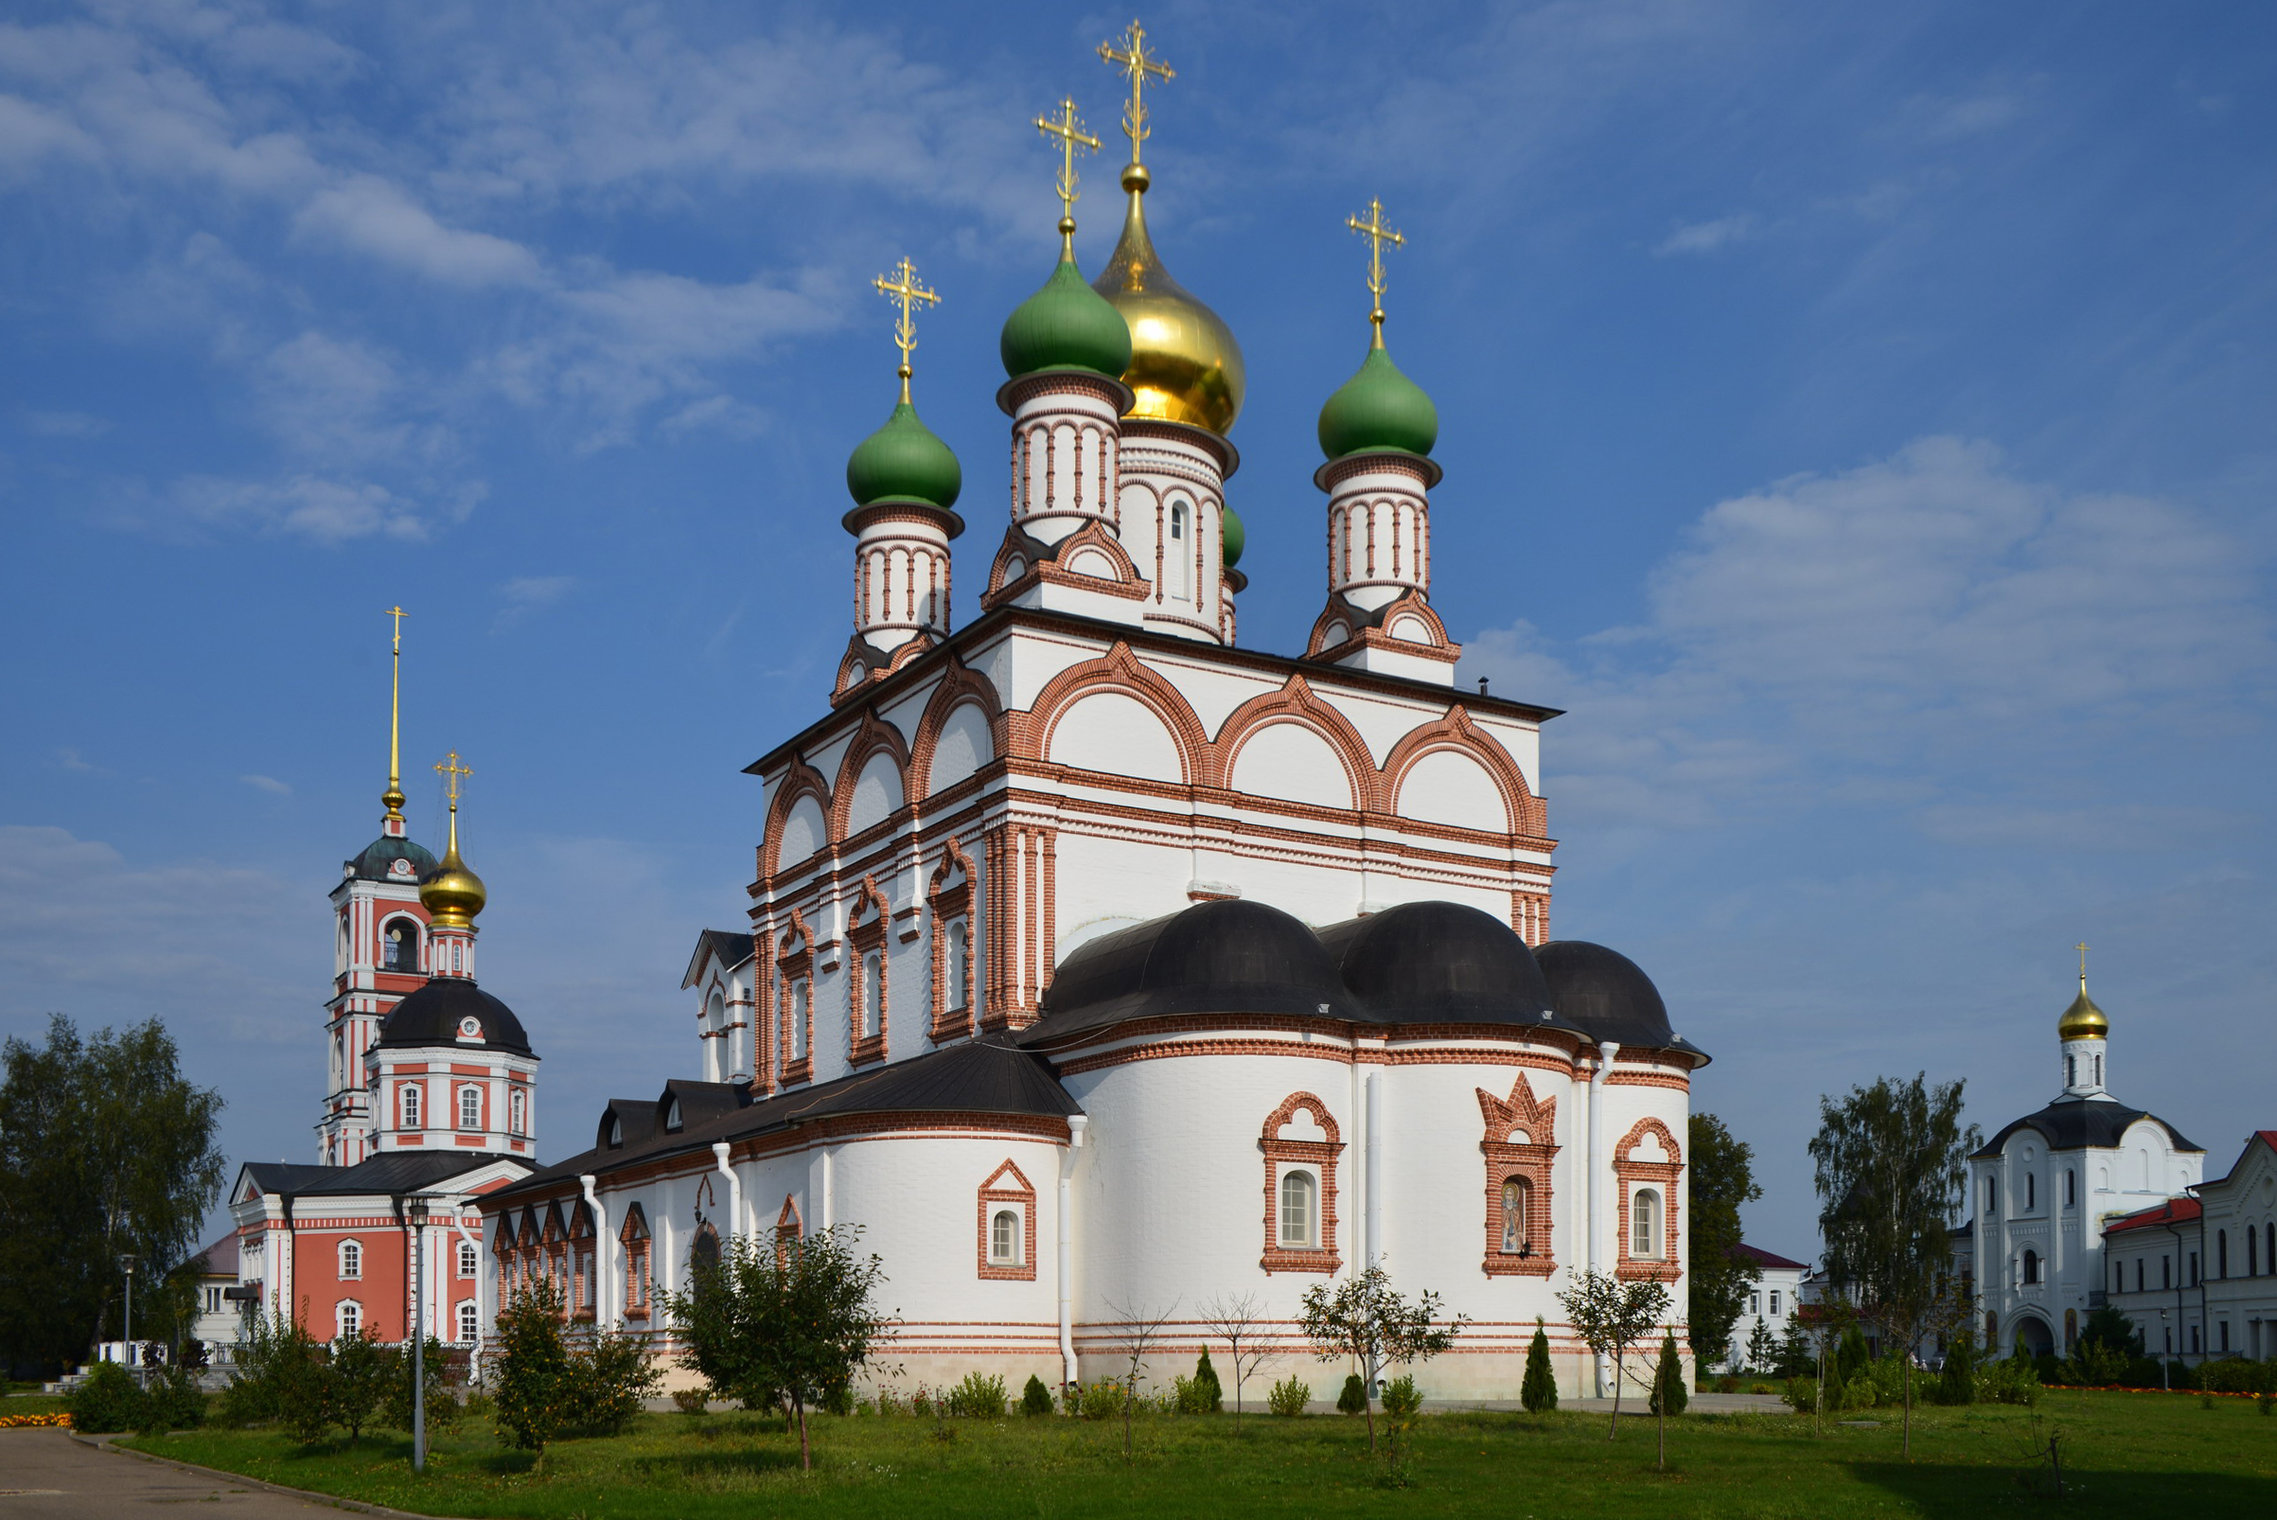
[773,1195,802,1264]
[847,877,890,1067]
[772,911,816,1088]
[1214,673,1381,810]
[1379,706,1543,837]
[905,658,1006,801]
[1260,1092,1343,1275]
[828,711,913,846]
[1477,1075,1558,1277]
[976,1160,1039,1281]
[1613,1117,1683,1283]
[927,839,977,1043]
[758,758,832,882]
[1011,641,1213,785]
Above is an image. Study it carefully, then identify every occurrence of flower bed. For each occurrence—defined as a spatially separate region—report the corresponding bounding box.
[0,1412,72,1428]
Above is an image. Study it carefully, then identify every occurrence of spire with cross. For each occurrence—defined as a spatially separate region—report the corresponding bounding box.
[1098,19,1173,166]
[872,256,940,405]
[1347,197,1406,347]
[2076,941,2090,986]
[382,606,408,824]
[1035,96,1100,255]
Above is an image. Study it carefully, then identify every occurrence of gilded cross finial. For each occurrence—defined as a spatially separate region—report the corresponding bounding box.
[382,606,408,820]
[1098,19,1173,164]
[2076,941,2090,985]
[434,750,472,812]
[872,256,940,405]
[1347,197,1406,346]
[1036,96,1100,254]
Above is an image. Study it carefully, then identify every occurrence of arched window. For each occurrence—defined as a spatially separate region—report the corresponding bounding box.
[383,919,418,972]
[2218,1230,2228,1278]
[861,951,884,1037]
[336,1300,361,1339]
[2250,1228,2259,1277]
[1632,1189,1662,1257]
[2065,1055,2075,1087]
[2027,1172,2037,1211]
[509,1088,528,1137]
[2094,1054,2103,1086]
[991,1209,1021,1265]
[1279,1170,1317,1248]
[947,918,970,1012]
[400,1083,422,1130]
[457,1240,479,1278]
[1500,1178,1529,1255]
[458,1086,482,1131]
[456,1299,480,1343]
[1985,1176,1999,1216]
[787,974,811,1060]
[1168,502,1190,598]
[338,1239,362,1280]
[2064,1170,2075,1209]
[2021,1248,2039,1286]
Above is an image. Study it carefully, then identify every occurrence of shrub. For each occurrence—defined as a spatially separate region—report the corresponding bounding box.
[66,1362,146,1434]
[1337,1372,1368,1415]
[1520,1319,1558,1413]
[1169,1375,1203,1415]
[328,1331,389,1442]
[1976,1354,2040,1407]
[1380,1374,1422,1423]
[216,1311,325,1429]
[1192,1348,1223,1412]
[945,1370,1007,1418]
[2200,1358,2273,1395]
[672,1387,709,1414]
[564,1330,661,1438]
[1078,1378,1123,1422]
[493,1279,573,1451]
[139,1360,207,1434]
[380,1337,459,1434]
[1936,1332,1977,1405]
[1021,1375,1053,1417]
[1267,1376,1311,1417]
[1780,1375,1817,1416]
[1648,1330,1688,1416]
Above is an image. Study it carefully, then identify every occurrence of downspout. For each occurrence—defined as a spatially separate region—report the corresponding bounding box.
[451,1206,484,1378]
[711,1143,743,1242]
[1058,1115,1089,1391]
[581,1175,610,1334]
[1588,1041,1622,1396]
[1365,1071,1384,1271]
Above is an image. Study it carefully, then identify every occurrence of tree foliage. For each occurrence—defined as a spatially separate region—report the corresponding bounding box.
[1555,1267,1669,1438]
[1686,1113,1762,1366]
[1809,1072,1979,1457]
[1521,1318,1558,1412]
[1297,1265,1466,1454]
[661,1225,889,1470]
[0,1016,226,1373]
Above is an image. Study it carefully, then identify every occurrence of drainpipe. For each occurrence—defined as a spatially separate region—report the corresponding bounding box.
[1365,1071,1384,1271]
[711,1143,743,1242]
[1058,1115,1089,1391]
[451,1206,485,1377]
[1588,1041,1622,1397]
[581,1175,609,1333]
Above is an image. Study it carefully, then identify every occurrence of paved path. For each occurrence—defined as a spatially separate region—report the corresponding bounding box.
[0,1431,363,1517]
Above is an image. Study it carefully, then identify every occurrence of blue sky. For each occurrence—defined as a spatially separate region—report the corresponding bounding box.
[3,0,2272,1258]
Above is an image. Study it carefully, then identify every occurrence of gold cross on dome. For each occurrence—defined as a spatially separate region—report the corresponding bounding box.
[1347,197,1406,334]
[434,750,472,811]
[872,256,940,402]
[385,605,407,653]
[1098,19,1173,162]
[2076,941,2090,981]
[1036,97,1100,233]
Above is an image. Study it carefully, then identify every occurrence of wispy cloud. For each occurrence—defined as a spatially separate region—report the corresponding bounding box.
[495,574,577,629]
[52,747,99,774]
[239,773,290,796]
[1655,213,1756,256]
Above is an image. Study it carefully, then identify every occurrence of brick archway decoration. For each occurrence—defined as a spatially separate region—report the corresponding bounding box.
[770,908,816,1089]
[906,658,1006,800]
[1260,1092,1344,1275]
[1379,705,1544,837]
[1478,1074,1559,1277]
[828,710,913,844]
[976,1159,1039,1281]
[758,758,832,881]
[1012,642,1213,786]
[1213,673,1382,811]
[927,839,977,1043]
[846,876,890,1066]
[1613,1116,1683,1282]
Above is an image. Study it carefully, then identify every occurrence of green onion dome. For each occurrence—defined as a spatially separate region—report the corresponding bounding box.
[846,399,962,511]
[1220,504,1246,569]
[1317,342,1439,461]
[1001,256,1133,381]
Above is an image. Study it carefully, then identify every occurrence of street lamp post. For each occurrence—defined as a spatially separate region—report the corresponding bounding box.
[2158,1308,2171,1391]
[118,1255,138,1376]
[407,1197,428,1473]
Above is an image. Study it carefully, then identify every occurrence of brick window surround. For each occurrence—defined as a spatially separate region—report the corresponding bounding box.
[1260,1092,1343,1274]
[977,1160,1039,1281]
[927,841,976,1043]
[619,1204,650,1319]
[774,1195,803,1265]
[773,915,815,1088]
[847,879,889,1067]
[1477,1075,1558,1277]
[1613,1117,1683,1282]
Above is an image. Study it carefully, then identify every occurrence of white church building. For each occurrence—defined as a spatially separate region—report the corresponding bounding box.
[474,31,1707,1400]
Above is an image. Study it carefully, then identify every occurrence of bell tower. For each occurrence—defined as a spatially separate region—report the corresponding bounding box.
[318,608,437,1167]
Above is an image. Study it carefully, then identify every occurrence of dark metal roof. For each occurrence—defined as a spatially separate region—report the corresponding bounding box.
[377,977,534,1056]
[682,929,756,989]
[1734,1242,1810,1271]
[495,1037,1080,1202]
[1536,940,1706,1062]
[1973,1098,2202,1159]
[1317,900,1555,1027]
[239,1151,519,1201]
[345,834,438,884]
[1030,900,1366,1040]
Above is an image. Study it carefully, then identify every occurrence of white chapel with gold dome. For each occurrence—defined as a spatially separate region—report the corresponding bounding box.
[447,23,1710,1400]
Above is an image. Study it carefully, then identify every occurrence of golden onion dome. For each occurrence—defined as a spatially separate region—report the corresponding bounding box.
[2057,977,2107,1041]
[418,812,486,930]
[1091,163,1245,434]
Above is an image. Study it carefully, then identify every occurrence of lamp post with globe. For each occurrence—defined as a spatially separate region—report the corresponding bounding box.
[407,1197,429,1472]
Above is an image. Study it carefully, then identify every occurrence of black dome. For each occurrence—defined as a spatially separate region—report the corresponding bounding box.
[1537,941,1692,1055]
[346,835,437,884]
[378,978,533,1056]
[1317,901,1556,1026]
[1035,899,1363,1037]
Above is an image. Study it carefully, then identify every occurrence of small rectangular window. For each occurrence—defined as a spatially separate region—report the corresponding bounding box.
[1770,1290,1781,1316]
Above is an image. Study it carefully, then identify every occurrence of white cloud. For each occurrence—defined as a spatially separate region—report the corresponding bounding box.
[293,175,542,288]
[157,473,438,543]
[1655,213,1755,256]
[239,773,290,795]
[52,746,98,773]
[495,574,576,628]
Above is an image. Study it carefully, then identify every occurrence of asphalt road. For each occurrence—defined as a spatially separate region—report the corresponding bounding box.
[0,1431,356,1517]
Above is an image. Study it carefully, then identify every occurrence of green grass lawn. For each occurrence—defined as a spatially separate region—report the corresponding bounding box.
[2,1391,68,1416]
[122,1392,2277,1519]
